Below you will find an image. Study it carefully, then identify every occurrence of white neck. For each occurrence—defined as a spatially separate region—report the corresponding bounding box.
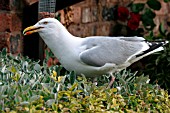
[40,27,81,61]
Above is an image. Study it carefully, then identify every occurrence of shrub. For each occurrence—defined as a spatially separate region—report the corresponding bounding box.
[0,48,170,112]
[142,28,170,90]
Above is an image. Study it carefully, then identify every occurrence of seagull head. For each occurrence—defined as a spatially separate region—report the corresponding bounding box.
[23,18,65,38]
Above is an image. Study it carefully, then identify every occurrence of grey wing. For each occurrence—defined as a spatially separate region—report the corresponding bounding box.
[117,36,145,41]
[79,37,145,67]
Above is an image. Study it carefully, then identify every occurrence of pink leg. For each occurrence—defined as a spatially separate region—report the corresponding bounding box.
[107,75,115,88]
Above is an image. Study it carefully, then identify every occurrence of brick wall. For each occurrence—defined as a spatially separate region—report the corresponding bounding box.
[0,0,170,55]
[59,0,170,37]
[0,0,24,54]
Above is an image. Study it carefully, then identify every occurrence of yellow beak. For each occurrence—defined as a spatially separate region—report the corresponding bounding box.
[23,26,43,35]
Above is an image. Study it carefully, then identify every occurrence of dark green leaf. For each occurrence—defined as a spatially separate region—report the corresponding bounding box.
[143,8,156,19]
[147,0,161,10]
[142,18,156,30]
[13,59,21,63]
[159,23,167,36]
[131,3,145,13]
[70,71,76,85]
[141,10,156,30]
[164,0,170,3]
[53,87,57,93]
[149,31,154,38]
[2,48,7,56]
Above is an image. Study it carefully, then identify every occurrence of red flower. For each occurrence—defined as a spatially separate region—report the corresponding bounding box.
[130,13,140,21]
[47,57,53,67]
[117,7,129,21]
[128,13,140,30]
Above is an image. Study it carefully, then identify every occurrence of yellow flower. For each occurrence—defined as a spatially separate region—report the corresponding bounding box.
[23,107,29,111]
[112,98,118,107]
[11,73,20,82]
[134,83,137,87]
[52,70,57,77]
[116,94,123,98]
[50,70,57,81]
[112,88,118,93]
[57,76,63,82]
[154,98,159,102]
[58,104,63,109]
[40,96,43,99]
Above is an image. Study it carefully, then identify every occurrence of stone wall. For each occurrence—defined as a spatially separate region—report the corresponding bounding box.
[0,0,24,54]
[59,0,170,37]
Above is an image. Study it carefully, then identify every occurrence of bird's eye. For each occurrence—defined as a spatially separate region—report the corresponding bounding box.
[43,21,48,25]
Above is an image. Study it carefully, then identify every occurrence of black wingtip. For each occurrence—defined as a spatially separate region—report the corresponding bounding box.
[146,40,169,47]
[136,40,168,57]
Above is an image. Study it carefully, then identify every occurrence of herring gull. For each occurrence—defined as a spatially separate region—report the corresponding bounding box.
[23,18,168,84]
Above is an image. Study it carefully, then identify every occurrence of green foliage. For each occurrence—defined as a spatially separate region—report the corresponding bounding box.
[141,8,156,30]
[110,0,170,36]
[147,0,161,10]
[164,0,170,2]
[139,21,170,90]
[0,48,170,112]
[130,3,145,13]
